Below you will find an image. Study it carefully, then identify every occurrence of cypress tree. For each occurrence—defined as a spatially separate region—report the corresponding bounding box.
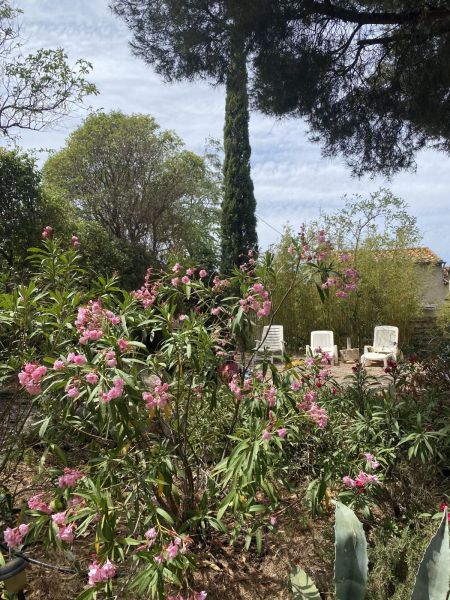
[221,34,257,273]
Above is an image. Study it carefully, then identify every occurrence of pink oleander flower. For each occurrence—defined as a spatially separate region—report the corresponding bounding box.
[290,381,301,391]
[143,378,169,410]
[277,428,287,438]
[58,468,84,488]
[53,359,65,371]
[265,386,277,407]
[336,290,349,299]
[145,527,157,540]
[118,338,129,352]
[199,269,207,278]
[67,386,80,398]
[364,453,380,469]
[211,307,221,316]
[355,471,379,487]
[18,362,47,395]
[270,515,277,526]
[172,263,182,273]
[306,402,328,428]
[102,377,124,403]
[4,524,29,548]
[41,225,53,239]
[59,524,74,543]
[85,372,99,385]
[340,253,350,262]
[67,353,86,366]
[71,235,80,248]
[342,476,356,488]
[193,592,207,600]
[166,541,179,560]
[28,493,52,514]
[228,376,242,400]
[88,559,116,586]
[181,275,190,284]
[52,512,66,526]
[304,357,315,366]
[186,267,195,276]
[171,277,180,287]
[262,429,271,441]
[68,495,84,509]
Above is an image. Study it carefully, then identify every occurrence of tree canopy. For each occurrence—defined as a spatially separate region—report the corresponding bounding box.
[252,0,450,176]
[112,0,450,177]
[43,111,221,270]
[0,0,96,137]
[0,149,45,268]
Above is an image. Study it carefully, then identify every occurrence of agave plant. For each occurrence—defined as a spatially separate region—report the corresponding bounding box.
[290,502,449,600]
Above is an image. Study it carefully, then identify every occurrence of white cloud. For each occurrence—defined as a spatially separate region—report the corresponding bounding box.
[12,0,450,263]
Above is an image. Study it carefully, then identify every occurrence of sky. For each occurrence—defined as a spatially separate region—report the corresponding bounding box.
[11,0,450,262]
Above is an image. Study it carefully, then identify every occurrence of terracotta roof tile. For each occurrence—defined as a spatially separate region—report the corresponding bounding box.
[403,247,443,264]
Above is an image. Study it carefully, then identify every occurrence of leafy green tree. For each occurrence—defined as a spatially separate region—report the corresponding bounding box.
[43,111,221,281]
[110,0,258,270]
[0,0,96,137]
[270,191,423,350]
[0,149,49,268]
[221,32,257,272]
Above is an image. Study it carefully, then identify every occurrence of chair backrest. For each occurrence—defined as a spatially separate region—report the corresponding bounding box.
[373,326,398,352]
[259,325,284,351]
[310,330,334,351]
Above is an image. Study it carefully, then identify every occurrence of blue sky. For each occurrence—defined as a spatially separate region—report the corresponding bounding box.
[14,0,450,262]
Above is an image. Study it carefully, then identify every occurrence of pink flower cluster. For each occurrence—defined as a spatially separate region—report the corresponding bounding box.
[297,390,328,428]
[52,512,74,543]
[155,534,191,564]
[212,275,230,292]
[133,268,160,308]
[28,493,52,514]
[168,592,207,600]
[88,559,116,586]
[143,377,169,410]
[263,385,277,407]
[322,267,359,299]
[18,362,47,395]
[363,453,380,469]
[439,502,450,522]
[342,471,379,489]
[75,300,121,344]
[67,352,87,366]
[3,523,29,548]
[42,225,53,239]
[228,375,251,400]
[102,377,125,403]
[239,283,271,318]
[58,467,84,488]
[71,235,80,248]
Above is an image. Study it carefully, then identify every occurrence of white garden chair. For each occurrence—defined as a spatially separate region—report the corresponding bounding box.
[254,325,285,363]
[361,326,399,368]
[306,330,338,365]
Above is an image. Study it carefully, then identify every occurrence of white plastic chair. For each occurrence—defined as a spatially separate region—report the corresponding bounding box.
[306,330,338,365]
[254,325,285,363]
[361,326,399,368]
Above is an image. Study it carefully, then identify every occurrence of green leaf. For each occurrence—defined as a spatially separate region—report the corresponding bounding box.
[334,501,368,600]
[410,509,449,600]
[155,507,174,525]
[290,566,321,599]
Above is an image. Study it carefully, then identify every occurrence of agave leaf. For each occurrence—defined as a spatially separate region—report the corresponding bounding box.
[334,501,368,600]
[410,509,449,600]
[290,566,321,599]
